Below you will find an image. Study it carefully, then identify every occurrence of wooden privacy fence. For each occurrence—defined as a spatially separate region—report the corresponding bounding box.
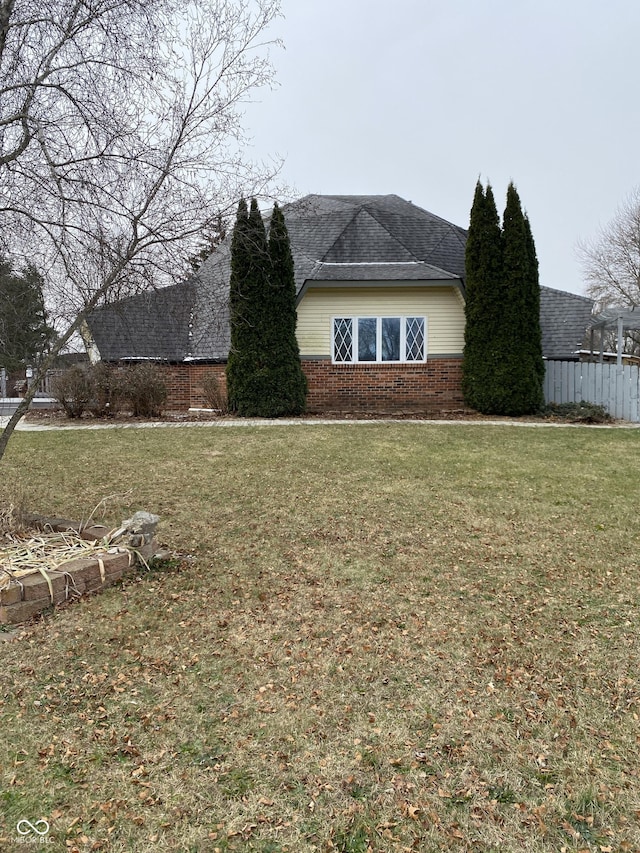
[544,360,640,422]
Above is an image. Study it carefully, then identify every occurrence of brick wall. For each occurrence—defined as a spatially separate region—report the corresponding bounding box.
[159,363,227,410]
[159,359,464,415]
[302,358,465,414]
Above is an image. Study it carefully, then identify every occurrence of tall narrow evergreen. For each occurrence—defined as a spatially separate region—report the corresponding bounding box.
[226,198,271,415]
[226,198,249,412]
[524,213,546,383]
[264,202,307,415]
[226,198,307,416]
[499,183,544,414]
[462,181,545,415]
[462,181,504,411]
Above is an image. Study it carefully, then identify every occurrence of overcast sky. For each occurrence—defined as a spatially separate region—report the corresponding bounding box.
[243,0,640,296]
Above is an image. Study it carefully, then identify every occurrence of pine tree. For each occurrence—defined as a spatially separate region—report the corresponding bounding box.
[226,199,307,416]
[226,198,271,415]
[498,183,544,414]
[264,202,307,415]
[0,258,55,372]
[187,213,228,273]
[462,181,504,411]
[524,213,546,383]
[226,197,248,412]
[462,181,545,415]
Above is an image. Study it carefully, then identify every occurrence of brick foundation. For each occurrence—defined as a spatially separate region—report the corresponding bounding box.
[301,358,464,414]
[158,358,465,416]
[159,363,228,410]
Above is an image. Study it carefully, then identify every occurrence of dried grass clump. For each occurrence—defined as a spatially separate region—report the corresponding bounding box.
[0,500,28,536]
[0,503,18,535]
[0,527,139,594]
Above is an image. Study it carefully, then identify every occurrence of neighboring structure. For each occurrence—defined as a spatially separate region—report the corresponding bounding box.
[586,306,640,365]
[86,194,596,415]
[539,286,595,361]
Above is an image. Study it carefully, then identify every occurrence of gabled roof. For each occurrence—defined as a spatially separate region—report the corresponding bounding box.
[539,286,595,360]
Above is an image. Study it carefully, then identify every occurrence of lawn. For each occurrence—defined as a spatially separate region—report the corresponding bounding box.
[0,422,639,852]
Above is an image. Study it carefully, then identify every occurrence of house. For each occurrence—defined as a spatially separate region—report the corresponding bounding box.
[86,194,595,414]
[539,286,595,361]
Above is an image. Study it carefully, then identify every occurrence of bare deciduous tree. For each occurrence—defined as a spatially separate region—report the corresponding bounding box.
[0,0,282,459]
[578,187,640,309]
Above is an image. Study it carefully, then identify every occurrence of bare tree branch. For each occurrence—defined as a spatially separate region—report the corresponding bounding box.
[578,187,640,309]
[0,0,283,460]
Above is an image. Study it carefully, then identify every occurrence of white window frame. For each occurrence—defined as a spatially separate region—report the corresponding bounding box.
[332,316,427,364]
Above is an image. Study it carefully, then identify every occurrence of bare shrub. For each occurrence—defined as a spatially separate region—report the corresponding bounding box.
[122,364,167,418]
[202,373,228,413]
[87,363,127,418]
[51,365,92,418]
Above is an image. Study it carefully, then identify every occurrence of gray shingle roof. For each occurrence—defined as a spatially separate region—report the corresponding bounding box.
[88,281,196,361]
[539,286,595,359]
[85,194,595,363]
[189,194,467,360]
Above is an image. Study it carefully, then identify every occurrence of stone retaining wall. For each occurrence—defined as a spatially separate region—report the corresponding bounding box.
[0,515,158,625]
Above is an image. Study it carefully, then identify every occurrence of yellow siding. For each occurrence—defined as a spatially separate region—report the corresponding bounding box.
[296,285,465,356]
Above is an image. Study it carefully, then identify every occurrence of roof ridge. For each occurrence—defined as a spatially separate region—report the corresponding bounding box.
[318,260,425,266]
[318,205,362,263]
[321,205,421,264]
[540,284,593,303]
[365,205,421,262]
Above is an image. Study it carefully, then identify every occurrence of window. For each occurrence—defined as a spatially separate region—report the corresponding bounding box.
[332,316,426,363]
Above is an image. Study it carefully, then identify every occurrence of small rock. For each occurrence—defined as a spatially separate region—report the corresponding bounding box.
[120,511,160,545]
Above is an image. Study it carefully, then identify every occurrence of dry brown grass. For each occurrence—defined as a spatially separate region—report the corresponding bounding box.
[0,423,639,852]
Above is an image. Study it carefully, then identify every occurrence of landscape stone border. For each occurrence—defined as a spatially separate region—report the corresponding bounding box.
[0,513,160,625]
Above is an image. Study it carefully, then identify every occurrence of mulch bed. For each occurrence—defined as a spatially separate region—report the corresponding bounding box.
[21,407,572,426]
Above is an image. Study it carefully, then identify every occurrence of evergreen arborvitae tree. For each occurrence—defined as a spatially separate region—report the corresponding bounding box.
[462,181,504,411]
[0,258,55,372]
[498,183,544,414]
[524,213,546,383]
[263,202,307,415]
[226,198,307,416]
[226,197,248,412]
[226,197,270,415]
[462,181,545,415]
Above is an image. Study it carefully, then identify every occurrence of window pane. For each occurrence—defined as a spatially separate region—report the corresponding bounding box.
[405,317,425,361]
[358,318,377,361]
[381,317,400,361]
[333,318,353,362]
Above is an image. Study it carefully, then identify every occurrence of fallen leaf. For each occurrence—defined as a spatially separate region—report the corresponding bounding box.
[405,803,421,820]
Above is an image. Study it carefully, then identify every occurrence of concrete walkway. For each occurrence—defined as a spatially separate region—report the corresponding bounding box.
[1,415,639,431]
